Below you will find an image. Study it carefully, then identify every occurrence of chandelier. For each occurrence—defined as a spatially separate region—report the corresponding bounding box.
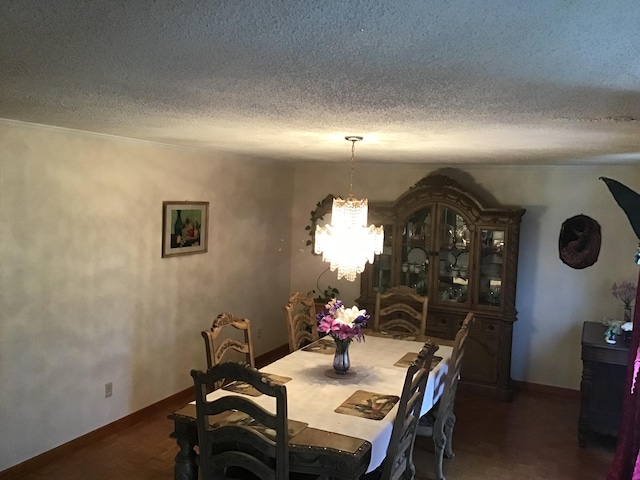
[314,136,384,281]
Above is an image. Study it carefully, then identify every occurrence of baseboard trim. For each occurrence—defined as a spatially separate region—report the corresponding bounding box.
[513,380,580,398]
[458,381,514,401]
[0,343,292,478]
[256,343,290,368]
[459,379,580,401]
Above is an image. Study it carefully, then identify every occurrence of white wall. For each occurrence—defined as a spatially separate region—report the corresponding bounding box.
[2,119,639,472]
[289,163,640,390]
[0,121,294,471]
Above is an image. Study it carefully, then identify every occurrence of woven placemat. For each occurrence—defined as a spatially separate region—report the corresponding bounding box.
[393,352,443,370]
[334,390,399,421]
[210,410,308,440]
[222,373,292,397]
[300,337,335,355]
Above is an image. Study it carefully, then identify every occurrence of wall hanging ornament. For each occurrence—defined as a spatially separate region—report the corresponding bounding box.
[558,214,601,269]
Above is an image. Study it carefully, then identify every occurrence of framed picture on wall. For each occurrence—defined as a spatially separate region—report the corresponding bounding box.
[162,201,209,257]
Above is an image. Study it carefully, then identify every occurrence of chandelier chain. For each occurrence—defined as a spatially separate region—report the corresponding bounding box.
[349,139,356,199]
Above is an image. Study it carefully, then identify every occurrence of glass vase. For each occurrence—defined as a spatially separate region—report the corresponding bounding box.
[622,305,632,323]
[333,339,351,375]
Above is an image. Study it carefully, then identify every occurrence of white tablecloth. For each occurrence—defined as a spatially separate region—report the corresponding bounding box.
[199,335,452,473]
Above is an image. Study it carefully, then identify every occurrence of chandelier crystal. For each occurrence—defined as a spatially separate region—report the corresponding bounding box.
[315,136,384,281]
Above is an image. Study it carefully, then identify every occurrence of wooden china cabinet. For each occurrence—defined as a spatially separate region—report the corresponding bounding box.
[357,173,525,400]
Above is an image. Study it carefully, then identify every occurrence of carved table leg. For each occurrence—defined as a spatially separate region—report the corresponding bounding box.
[170,417,199,480]
[174,434,198,480]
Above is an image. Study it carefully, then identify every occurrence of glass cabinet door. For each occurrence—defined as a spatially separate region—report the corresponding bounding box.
[436,207,471,304]
[399,207,432,295]
[478,228,505,306]
[372,224,394,293]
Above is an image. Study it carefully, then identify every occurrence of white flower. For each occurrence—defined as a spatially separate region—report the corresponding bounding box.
[336,306,367,325]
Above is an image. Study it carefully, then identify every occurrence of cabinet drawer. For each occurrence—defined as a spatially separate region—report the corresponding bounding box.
[426,313,450,336]
[481,319,501,334]
[450,314,484,332]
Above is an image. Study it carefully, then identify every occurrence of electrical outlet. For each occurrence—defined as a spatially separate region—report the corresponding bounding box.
[257,327,262,339]
[105,382,113,398]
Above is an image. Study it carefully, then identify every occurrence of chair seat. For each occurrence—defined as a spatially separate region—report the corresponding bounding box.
[416,402,438,435]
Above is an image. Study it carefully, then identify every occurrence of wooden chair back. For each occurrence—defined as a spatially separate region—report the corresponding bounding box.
[439,312,473,422]
[417,312,474,480]
[283,292,318,352]
[191,362,289,480]
[374,285,428,336]
[201,313,255,387]
[376,341,439,480]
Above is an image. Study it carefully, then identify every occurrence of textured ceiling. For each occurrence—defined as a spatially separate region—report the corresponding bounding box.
[1,1,640,164]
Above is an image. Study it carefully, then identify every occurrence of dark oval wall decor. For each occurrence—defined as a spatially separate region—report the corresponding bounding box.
[559,214,601,269]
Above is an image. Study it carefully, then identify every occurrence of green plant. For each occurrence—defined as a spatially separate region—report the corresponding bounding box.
[305,194,336,249]
[308,285,340,303]
[307,267,340,302]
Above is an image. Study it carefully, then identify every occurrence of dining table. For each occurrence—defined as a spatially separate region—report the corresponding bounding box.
[169,331,453,480]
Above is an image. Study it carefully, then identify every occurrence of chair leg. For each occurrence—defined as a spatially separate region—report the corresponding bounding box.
[406,457,416,480]
[402,443,416,480]
[443,413,456,459]
[432,427,447,480]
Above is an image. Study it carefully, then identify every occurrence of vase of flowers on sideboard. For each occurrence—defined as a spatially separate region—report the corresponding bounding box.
[612,280,635,323]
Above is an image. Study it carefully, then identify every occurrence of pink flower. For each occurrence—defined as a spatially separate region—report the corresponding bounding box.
[316,298,368,343]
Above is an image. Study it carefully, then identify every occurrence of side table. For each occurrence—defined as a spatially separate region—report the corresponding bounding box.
[579,321,629,447]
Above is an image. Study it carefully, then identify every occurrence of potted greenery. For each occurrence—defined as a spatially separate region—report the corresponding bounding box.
[307,267,340,314]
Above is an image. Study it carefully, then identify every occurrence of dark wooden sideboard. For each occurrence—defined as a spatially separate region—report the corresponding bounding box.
[579,321,629,447]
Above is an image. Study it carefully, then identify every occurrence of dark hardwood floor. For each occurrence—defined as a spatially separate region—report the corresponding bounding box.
[4,387,615,480]
[415,387,615,480]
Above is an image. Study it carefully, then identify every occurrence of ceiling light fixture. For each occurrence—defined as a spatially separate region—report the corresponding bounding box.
[314,136,384,281]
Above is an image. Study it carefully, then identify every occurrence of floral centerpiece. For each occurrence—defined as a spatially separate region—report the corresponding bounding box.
[612,280,636,323]
[317,299,368,344]
[317,299,368,374]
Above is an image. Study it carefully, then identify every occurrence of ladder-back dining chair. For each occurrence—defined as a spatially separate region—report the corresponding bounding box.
[201,313,255,390]
[417,312,474,480]
[191,362,289,480]
[363,341,439,480]
[374,285,428,336]
[283,292,318,352]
